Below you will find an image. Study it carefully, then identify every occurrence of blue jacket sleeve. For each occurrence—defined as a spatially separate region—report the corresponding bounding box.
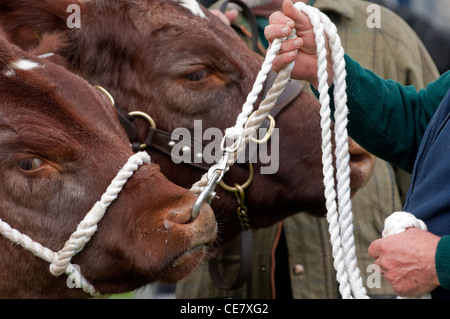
[312,54,450,172]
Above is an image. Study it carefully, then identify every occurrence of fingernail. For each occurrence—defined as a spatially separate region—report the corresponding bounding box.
[286,20,295,29]
[294,38,302,48]
[282,26,290,36]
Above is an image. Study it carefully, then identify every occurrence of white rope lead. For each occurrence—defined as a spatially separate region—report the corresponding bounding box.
[224,33,295,141]
[292,2,367,299]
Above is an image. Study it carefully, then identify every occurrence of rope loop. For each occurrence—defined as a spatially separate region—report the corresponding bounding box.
[383,211,428,237]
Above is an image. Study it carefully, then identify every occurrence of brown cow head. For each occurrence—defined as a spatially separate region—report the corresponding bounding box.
[0,37,216,298]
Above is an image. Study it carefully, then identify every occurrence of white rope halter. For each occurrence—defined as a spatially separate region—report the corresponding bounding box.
[0,151,150,296]
[190,2,429,299]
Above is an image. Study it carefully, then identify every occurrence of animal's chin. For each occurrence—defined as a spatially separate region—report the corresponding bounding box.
[349,157,376,196]
[158,244,211,283]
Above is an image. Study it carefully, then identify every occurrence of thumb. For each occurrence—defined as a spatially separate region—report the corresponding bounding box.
[282,0,313,30]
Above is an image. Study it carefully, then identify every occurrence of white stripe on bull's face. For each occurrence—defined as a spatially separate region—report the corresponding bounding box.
[3,59,40,77]
[172,0,207,19]
[12,59,40,71]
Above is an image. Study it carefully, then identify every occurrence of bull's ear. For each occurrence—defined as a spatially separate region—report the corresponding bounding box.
[0,0,80,50]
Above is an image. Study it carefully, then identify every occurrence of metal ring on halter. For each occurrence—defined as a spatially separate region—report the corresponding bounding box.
[219,163,254,192]
[94,85,115,106]
[248,113,276,144]
[128,111,157,150]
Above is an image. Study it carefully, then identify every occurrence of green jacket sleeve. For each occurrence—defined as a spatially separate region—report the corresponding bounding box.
[314,54,450,172]
[436,236,450,290]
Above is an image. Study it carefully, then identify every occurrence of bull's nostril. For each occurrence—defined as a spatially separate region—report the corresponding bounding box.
[165,208,192,226]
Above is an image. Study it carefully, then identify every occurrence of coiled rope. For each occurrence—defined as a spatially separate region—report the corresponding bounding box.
[0,151,150,296]
[191,2,429,299]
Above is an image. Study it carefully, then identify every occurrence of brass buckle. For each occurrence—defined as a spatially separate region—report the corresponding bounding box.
[128,111,157,150]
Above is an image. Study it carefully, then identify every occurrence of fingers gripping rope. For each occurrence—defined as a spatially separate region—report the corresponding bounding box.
[382,211,431,299]
[0,151,150,296]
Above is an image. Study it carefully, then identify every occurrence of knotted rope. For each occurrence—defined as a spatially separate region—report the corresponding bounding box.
[190,2,429,299]
[0,151,150,296]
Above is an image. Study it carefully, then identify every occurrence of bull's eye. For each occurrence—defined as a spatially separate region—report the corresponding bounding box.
[17,158,43,171]
[185,69,208,82]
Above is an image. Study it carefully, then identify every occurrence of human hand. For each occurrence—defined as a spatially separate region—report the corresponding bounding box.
[264,0,332,87]
[368,228,441,297]
[210,9,239,26]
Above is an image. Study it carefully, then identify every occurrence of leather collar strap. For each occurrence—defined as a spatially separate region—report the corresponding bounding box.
[119,71,303,172]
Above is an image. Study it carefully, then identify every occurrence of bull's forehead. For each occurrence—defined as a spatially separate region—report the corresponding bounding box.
[0,57,117,140]
[80,0,205,18]
[83,0,209,36]
[142,0,209,31]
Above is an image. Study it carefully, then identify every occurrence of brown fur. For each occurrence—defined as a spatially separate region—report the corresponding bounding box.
[0,36,216,298]
[0,0,375,252]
